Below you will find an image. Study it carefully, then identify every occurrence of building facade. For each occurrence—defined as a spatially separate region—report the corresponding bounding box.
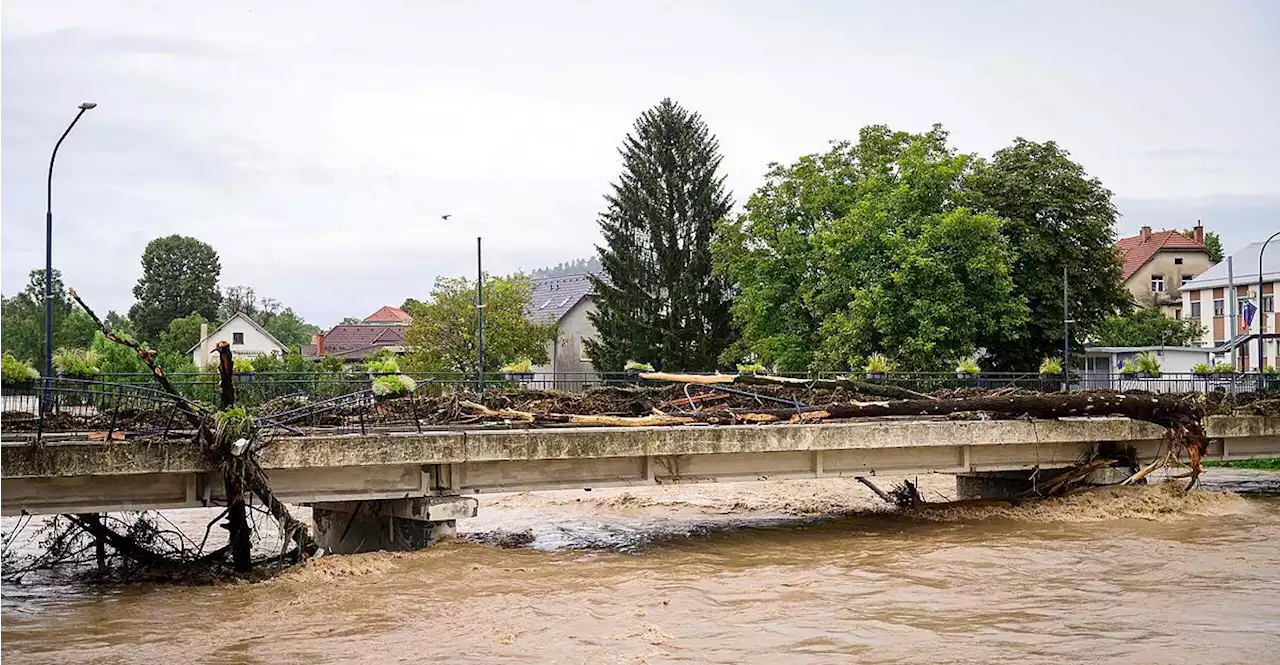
[1180,240,1280,370]
[524,273,599,387]
[1115,225,1213,317]
[189,312,289,367]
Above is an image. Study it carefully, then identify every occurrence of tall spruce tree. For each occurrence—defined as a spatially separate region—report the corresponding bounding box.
[586,99,734,372]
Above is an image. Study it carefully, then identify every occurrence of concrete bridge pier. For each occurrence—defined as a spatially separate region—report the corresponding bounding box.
[956,465,1137,500]
[311,496,478,554]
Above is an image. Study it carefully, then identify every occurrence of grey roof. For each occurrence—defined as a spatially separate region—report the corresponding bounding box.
[1180,240,1280,292]
[524,273,596,324]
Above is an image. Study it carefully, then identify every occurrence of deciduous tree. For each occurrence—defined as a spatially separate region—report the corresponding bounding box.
[402,274,556,374]
[1094,308,1205,347]
[129,235,222,342]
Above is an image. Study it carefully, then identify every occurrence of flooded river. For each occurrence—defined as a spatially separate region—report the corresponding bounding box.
[4,470,1280,664]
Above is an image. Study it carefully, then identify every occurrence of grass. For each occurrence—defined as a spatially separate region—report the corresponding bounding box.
[1202,458,1280,470]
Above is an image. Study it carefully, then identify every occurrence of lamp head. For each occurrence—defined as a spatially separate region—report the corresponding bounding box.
[79,102,97,110]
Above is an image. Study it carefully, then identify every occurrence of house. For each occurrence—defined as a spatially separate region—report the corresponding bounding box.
[1080,345,1214,393]
[1179,240,1280,370]
[189,312,289,367]
[524,273,598,384]
[1114,224,1213,317]
[303,306,413,362]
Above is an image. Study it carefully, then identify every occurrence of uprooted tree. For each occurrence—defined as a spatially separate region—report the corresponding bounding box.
[3,289,316,582]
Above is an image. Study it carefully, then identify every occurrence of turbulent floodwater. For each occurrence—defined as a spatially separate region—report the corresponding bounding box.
[3,470,1280,665]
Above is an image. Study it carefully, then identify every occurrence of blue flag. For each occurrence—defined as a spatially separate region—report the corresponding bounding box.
[1242,299,1258,330]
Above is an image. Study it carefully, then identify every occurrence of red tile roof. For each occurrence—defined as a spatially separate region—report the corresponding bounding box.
[363,305,413,324]
[1115,230,1207,281]
[321,324,406,354]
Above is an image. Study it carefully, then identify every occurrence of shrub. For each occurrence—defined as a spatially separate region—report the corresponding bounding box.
[1,353,40,385]
[736,361,766,374]
[1135,352,1161,376]
[213,406,253,446]
[624,360,655,372]
[1212,362,1236,375]
[1119,360,1140,375]
[250,353,283,373]
[1191,362,1214,376]
[864,354,892,374]
[955,359,980,376]
[232,358,255,374]
[53,347,102,378]
[365,357,401,375]
[1263,365,1280,375]
[502,358,533,373]
[1038,357,1063,375]
[372,374,416,397]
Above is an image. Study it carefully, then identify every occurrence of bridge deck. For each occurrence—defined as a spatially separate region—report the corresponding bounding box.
[3,416,1277,515]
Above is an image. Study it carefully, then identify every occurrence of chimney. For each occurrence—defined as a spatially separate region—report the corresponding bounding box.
[199,322,209,359]
[1139,226,1152,242]
[312,333,325,357]
[1193,221,1204,245]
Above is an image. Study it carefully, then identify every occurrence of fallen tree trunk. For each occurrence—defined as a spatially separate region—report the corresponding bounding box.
[70,288,317,564]
[638,372,934,401]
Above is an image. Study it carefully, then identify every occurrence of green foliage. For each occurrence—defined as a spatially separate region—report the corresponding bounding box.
[1191,362,1214,376]
[736,362,766,374]
[1178,228,1225,264]
[318,355,345,374]
[52,347,102,378]
[1213,362,1236,375]
[864,353,892,374]
[264,308,321,350]
[91,332,148,374]
[156,313,209,356]
[1262,365,1280,375]
[1203,458,1280,470]
[402,274,556,373]
[250,353,282,373]
[232,358,255,374]
[502,358,533,373]
[1120,360,1140,375]
[155,350,197,375]
[624,360,655,372]
[1094,308,1204,347]
[955,358,981,376]
[1,269,98,365]
[963,139,1132,369]
[1135,352,1161,375]
[587,98,735,372]
[1038,357,1063,375]
[716,125,1027,372]
[129,235,223,343]
[213,406,253,446]
[1,353,40,384]
[371,374,416,397]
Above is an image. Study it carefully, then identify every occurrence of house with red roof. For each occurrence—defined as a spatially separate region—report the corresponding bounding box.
[1114,224,1213,318]
[303,306,414,361]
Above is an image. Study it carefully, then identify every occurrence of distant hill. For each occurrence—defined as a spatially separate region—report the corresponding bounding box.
[529,256,601,279]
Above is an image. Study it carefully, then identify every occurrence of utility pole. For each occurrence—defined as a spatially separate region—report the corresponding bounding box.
[1062,266,1072,381]
[476,236,485,393]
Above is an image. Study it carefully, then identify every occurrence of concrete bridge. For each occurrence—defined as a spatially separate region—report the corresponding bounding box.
[3,416,1278,553]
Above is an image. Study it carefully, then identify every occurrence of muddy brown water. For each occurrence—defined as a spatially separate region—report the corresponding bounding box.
[3,470,1279,665]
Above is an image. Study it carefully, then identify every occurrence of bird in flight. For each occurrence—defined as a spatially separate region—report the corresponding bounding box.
[441,214,452,220]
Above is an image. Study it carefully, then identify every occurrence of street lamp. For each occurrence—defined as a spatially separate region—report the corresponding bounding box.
[1260,230,1280,371]
[44,102,96,395]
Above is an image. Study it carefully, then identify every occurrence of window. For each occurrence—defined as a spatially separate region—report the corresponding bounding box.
[578,336,591,362]
[232,332,245,345]
[1150,274,1164,292]
[1213,299,1224,316]
[1265,295,1275,313]
[1174,257,1184,265]
[1190,301,1201,318]
[1181,274,1194,284]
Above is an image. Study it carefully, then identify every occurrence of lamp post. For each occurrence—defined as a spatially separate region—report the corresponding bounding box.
[44,102,96,401]
[1261,230,1280,371]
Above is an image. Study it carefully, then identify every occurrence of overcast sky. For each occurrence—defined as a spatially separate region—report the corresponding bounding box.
[3,0,1278,327]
